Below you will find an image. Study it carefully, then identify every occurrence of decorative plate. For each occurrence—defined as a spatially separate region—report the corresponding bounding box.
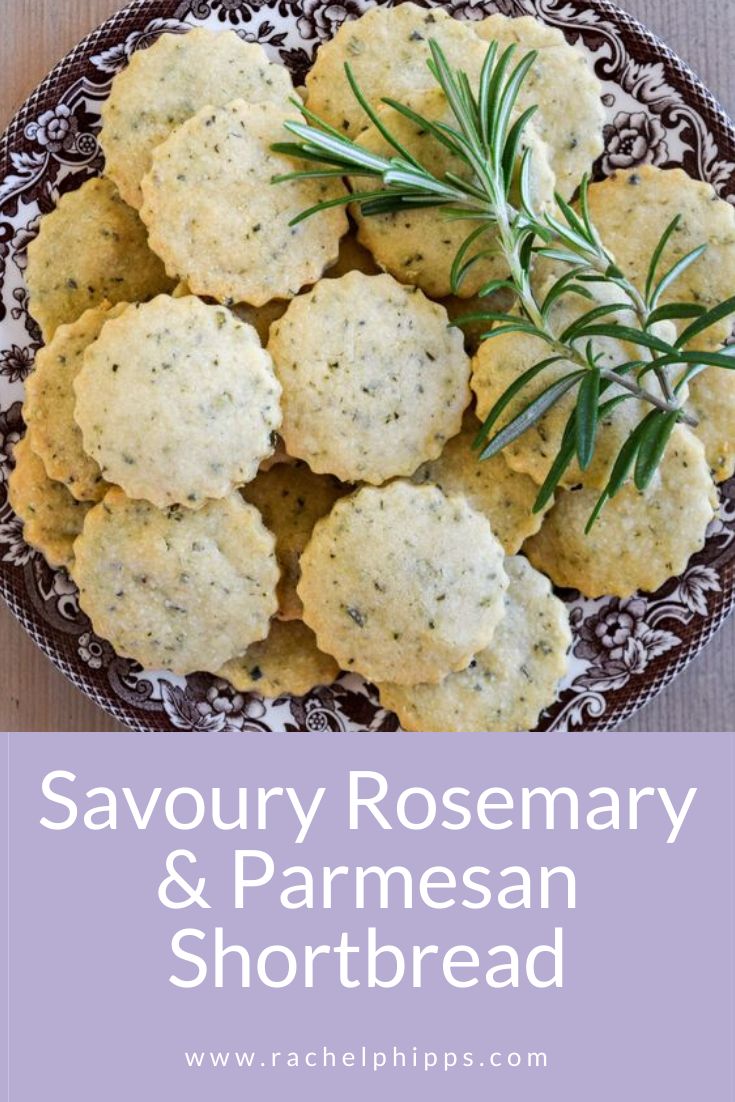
[1,0,733,732]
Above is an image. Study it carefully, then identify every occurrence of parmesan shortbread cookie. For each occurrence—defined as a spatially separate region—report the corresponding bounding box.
[411,413,551,553]
[583,166,735,350]
[305,3,489,138]
[471,286,663,491]
[8,437,91,570]
[24,303,126,502]
[687,368,735,482]
[140,101,348,306]
[353,88,556,298]
[74,296,282,509]
[474,14,604,200]
[298,481,508,685]
[379,556,571,732]
[100,28,294,209]
[241,461,346,620]
[268,272,471,483]
[524,427,718,597]
[219,620,340,698]
[72,489,279,674]
[26,177,173,340]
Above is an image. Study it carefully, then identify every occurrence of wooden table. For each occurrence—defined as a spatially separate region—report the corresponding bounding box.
[0,0,732,732]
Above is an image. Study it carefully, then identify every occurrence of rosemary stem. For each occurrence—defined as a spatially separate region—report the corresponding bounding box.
[595,367,697,423]
[490,194,694,424]
[584,250,680,407]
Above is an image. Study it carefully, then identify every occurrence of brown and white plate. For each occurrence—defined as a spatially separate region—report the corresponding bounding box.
[1,0,733,731]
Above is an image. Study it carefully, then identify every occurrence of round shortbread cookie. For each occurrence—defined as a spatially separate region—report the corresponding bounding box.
[241,461,346,621]
[72,489,279,674]
[100,28,294,209]
[524,427,718,597]
[471,287,663,491]
[218,620,340,698]
[26,177,173,340]
[474,14,604,200]
[379,556,571,732]
[73,295,282,510]
[687,368,735,483]
[305,3,490,139]
[140,100,348,307]
[298,481,508,685]
[8,437,91,570]
[582,166,735,350]
[411,413,552,553]
[353,88,556,298]
[24,303,126,502]
[268,272,471,483]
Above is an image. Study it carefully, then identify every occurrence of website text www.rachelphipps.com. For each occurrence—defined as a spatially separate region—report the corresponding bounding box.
[183,1046,549,1072]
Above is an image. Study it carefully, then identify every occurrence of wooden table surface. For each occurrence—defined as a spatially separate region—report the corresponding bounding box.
[0,0,733,732]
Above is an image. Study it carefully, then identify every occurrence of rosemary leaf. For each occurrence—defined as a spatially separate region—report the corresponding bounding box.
[575,367,601,470]
[634,410,680,490]
[586,414,658,531]
[560,302,633,344]
[644,214,682,303]
[450,223,495,293]
[646,302,708,324]
[473,355,565,446]
[533,408,577,512]
[676,293,735,346]
[650,243,708,308]
[479,370,587,459]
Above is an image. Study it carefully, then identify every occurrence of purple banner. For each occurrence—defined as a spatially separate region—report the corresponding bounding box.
[5,732,734,1099]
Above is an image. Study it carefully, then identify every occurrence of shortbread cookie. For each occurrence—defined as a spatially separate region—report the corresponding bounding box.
[140,101,348,306]
[353,88,556,298]
[379,556,570,731]
[8,437,91,569]
[268,272,470,482]
[411,413,552,553]
[219,620,340,698]
[24,303,126,502]
[100,28,294,209]
[26,177,173,340]
[524,427,718,596]
[241,461,345,620]
[72,489,279,674]
[688,367,735,482]
[74,296,281,509]
[471,286,662,491]
[305,3,489,138]
[298,481,508,685]
[583,166,735,350]
[474,14,604,199]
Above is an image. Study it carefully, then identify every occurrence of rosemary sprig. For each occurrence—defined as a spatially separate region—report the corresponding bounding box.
[272,40,735,521]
